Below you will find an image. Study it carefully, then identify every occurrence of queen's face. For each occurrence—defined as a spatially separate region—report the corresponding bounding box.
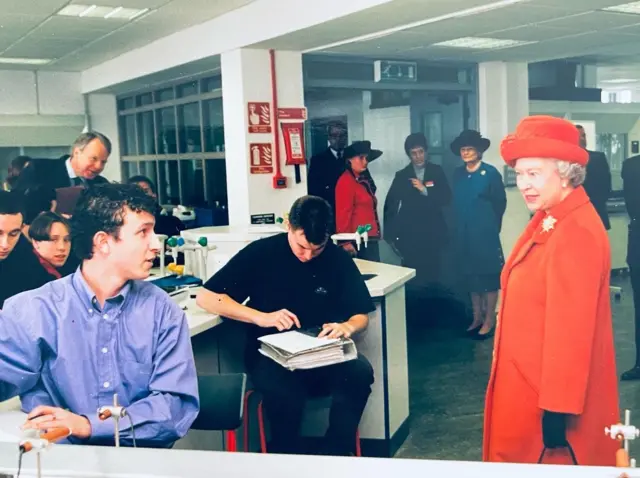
[514,157,568,212]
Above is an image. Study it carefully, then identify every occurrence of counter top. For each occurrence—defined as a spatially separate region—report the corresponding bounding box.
[355,259,415,298]
[152,259,415,338]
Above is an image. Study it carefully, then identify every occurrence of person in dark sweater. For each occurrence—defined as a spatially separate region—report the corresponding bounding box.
[126,175,185,237]
[0,191,51,308]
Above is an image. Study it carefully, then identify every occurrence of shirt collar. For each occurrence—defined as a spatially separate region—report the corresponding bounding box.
[65,158,77,179]
[72,267,132,310]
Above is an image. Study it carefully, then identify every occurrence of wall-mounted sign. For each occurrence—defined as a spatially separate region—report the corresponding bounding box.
[248,102,272,133]
[374,60,418,83]
[277,107,308,120]
[281,122,306,166]
[249,143,273,174]
[251,213,276,225]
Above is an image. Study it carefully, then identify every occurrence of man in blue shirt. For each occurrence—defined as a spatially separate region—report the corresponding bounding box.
[0,183,199,448]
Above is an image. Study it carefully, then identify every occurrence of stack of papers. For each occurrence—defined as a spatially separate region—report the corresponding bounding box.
[258,330,357,371]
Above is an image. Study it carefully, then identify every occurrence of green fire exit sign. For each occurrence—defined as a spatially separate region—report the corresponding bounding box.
[374,60,418,83]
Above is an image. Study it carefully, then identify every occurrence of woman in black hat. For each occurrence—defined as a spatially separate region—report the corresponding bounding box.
[451,130,506,339]
[384,133,451,302]
[335,141,382,261]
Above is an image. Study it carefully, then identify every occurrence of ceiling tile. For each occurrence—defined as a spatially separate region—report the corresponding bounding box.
[538,11,640,31]
[0,14,49,40]
[532,0,635,10]
[4,37,89,59]
[69,0,170,7]
[29,16,129,39]
[0,0,68,16]
[485,25,578,42]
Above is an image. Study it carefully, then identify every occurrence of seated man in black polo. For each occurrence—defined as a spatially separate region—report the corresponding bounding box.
[196,195,375,456]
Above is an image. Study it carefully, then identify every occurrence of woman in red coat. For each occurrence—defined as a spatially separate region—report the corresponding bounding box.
[335,141,382,261]
[483,116,620,466]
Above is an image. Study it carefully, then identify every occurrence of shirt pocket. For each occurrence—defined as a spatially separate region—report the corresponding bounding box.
[120,360,153,402]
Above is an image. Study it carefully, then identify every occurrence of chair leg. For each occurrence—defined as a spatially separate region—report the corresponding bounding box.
[257,399,267,453]
[355,429,361,457]
[243,390,254,452]
[225,430,238,452]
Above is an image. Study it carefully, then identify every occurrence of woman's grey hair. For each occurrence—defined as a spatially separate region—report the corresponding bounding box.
[555,160,586,187]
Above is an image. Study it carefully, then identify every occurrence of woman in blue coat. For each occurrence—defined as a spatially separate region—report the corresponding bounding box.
[451,130,506,339]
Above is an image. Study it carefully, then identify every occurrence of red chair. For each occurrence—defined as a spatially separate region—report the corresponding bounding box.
[243,390,362,456]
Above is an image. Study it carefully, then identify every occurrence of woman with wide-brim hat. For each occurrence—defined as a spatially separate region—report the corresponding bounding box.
[483,116,619,466]
[451,130,507,339]
[334,140,383,261]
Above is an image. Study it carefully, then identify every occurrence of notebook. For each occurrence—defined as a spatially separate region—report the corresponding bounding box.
[258,330,357,371]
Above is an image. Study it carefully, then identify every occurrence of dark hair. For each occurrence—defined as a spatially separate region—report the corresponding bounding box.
[29,211,70,242]
[404,133,429,157]
[71,131,112,156]
[327,120,346,135]
[575,124,584,130]
[10,155,31,172]
[288,196,332,245]
[23,186,56,225]
[127,175,156,194]
[0,190,24,217]
[71,183,157,261]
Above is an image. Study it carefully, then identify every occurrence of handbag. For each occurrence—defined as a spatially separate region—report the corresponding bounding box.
[537,443,579,465]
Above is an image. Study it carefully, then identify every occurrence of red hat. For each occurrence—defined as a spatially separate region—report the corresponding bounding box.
[500,115,588,168]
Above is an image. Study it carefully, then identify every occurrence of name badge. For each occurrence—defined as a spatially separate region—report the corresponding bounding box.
[425,181,435,187]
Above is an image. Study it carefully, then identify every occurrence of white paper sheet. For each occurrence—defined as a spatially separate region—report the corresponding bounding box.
[258,331,340,355]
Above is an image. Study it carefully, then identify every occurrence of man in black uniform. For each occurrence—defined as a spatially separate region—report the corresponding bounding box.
[577,125,612,230]
[307,121,348,232]
[196,195,375,455]
[622,154,640,380]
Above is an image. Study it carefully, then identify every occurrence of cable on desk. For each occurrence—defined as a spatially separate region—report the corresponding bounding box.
[16,448,23,478]
[127,411,137,448]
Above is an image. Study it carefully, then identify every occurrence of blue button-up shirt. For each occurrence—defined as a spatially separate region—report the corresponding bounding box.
[0,269,199,448]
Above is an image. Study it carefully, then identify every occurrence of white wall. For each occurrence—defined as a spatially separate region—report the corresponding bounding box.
[0,70,84,147]
[88,94,121,182]
[222,49,307,225]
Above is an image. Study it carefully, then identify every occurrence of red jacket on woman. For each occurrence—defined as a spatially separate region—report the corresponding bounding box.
[334,170,380,238]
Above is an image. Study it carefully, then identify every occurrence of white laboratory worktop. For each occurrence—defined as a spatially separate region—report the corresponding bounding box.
[0,440,633,478]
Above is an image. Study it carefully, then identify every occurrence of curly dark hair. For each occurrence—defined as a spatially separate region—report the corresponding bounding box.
[71,183,157,261]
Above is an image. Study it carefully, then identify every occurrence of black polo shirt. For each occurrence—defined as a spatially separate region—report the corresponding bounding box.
[203,233,375,366]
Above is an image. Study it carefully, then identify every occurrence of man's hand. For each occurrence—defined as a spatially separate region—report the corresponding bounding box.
[22,406,91,439]
[410,178,426,193]
[318,322,355,339]
[255,309,301,331]
[342,243,357,257]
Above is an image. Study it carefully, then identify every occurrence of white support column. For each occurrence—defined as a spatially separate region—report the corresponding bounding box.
[87,93,121,183]
[478,61,529,258]
[221,48,307,226]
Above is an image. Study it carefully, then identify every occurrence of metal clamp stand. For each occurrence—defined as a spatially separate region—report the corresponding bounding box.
[606,409,640,468]
[98,393,126,448]
[19,427,72,478]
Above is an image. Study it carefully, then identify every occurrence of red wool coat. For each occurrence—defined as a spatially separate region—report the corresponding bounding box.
[335,171,380,237]
[483,186,620,466]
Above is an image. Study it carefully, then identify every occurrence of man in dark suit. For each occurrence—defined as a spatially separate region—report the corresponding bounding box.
[307,121,348,232]
[14,131,111,192]
[621,154,640,380]
[577,125,612,230]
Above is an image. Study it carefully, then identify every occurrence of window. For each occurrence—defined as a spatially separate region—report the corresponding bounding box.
[117,74,225,210]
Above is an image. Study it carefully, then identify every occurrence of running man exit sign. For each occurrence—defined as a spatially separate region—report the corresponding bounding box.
[374,60,418,83]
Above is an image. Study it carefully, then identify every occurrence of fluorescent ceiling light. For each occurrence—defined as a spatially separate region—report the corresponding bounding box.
[304,0,528,52]
[0,57,51,65]
[601,78,639,83]
[603,1,640,14]
[57,4,150,20]
[433,37,532,49]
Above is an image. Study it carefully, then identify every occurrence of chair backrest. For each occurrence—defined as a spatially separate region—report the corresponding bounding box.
[192,373,247,431]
